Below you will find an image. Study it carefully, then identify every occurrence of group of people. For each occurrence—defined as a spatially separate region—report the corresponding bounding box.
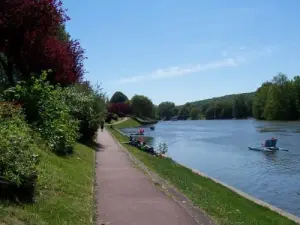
[129,135,156,155]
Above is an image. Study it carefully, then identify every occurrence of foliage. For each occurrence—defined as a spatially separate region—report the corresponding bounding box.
[252,82,272,119]
[152,104,159,120]
[190,108,200,120]
[4,71,79,154]
[131,95,154,118]
[294,76,300,114]
[0,102,39,187]
[189,92,254,120]
[0,0,85,85]
[253,73,299,120]
[62,81,106,141]
[108,102,132,116]
[158,101,176,120]
[105,112,118,123]
[110,91,128,103]
[0,143,95,225]
[178,103,192,120]
[157,142,168,155]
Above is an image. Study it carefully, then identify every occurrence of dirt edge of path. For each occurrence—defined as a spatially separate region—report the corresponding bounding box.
[107,129,217,225]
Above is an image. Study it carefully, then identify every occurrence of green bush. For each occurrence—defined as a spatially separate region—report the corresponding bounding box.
[0,102,39,186]
[62,82,106,141]
[4,71,79,155]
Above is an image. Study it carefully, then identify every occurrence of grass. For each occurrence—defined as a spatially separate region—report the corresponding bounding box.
[110,117,141,129]
[108,126,298,225]
[0,143,95,225]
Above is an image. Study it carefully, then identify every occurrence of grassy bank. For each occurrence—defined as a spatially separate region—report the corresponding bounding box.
[131,116,158,125]
[108,127,297,225]
[110,117,141,129]
[0,143,95,225]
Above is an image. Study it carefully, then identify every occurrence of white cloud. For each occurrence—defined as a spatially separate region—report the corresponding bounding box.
[118,57,245,84]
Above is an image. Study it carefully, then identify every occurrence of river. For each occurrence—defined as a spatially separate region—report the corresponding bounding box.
[120,119,300,217]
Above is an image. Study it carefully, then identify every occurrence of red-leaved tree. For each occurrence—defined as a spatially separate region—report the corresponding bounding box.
[108,103,132,116]
[0,0,85,85]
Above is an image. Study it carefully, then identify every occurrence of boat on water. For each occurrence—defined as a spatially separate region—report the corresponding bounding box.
[248,146,279,152]
[130,133,145,136]
[248,138,288,152]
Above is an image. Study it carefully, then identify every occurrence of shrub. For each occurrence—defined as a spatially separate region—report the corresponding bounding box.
[3,71,79,154]
[157,142,168,155]
[0,102,39,187]
[62,82,106,141]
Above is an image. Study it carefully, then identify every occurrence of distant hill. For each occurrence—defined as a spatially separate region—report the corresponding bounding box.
[189,92,255,108]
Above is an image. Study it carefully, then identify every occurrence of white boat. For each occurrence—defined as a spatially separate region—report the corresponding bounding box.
[248,146,278,152]
[248,138,288,152]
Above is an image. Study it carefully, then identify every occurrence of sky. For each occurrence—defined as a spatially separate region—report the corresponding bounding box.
[63,0,300,105]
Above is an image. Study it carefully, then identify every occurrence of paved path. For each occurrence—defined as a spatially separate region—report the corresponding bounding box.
[95,129,198,225]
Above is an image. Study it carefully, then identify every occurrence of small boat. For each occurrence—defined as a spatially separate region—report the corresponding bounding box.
[130,133,144,136]
[248,138,288,152]
[248,146,278,152]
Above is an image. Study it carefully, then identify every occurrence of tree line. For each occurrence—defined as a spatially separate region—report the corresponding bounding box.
[106,91,158,122]
[252,73,300,121]
[107,91,253,121]
[109,73,300,122]
[156,93,254,120]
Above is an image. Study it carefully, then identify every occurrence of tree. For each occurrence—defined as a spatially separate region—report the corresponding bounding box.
[178,103,192,120]
[263,74,296,120]
[131,95,154,118]
[152,104,159,119]
[204,103,215,120]
[0,0,85,85]
[108,102,132,116]
[293,76,300,115]
[233,95,248,119]
[110,91,128,103]
[252,73,298,121]
[252,82,272,120]
[158,102,176,120]
[190,108,200,120]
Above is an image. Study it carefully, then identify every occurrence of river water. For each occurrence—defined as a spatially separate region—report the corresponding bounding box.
[121,119,300,217]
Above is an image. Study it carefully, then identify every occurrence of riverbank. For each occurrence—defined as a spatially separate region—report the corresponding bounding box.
[132,116,158,125]
[0,143,95,225]
[95,129,201,225]
[108,117,141,128]
[108,122,299,225]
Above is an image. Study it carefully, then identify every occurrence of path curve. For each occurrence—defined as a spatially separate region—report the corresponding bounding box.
[95,129,199,225]
[110,117,129,125]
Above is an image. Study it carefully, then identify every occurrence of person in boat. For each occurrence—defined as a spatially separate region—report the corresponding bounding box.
[263,138,277,148]
[139,128,144,134]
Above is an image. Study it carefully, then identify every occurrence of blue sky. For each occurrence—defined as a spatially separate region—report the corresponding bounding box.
[63,0,300,105]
